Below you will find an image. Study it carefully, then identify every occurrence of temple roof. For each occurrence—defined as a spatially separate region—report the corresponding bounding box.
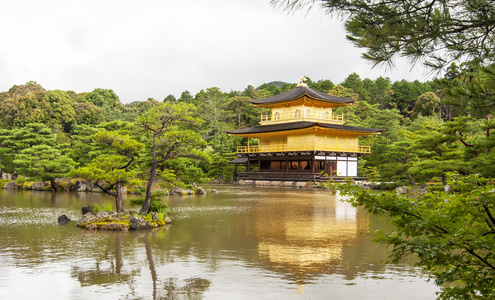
[251,84,355,105]
[226,121,385,135]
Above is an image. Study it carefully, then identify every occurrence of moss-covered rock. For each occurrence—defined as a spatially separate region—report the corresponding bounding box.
[76,211,171,231]
[2,181,18,190]
[0,180,10,189]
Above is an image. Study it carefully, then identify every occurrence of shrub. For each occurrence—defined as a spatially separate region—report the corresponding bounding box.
[130,190,171,213]
[93,203,101,213]
[102,201,113,212]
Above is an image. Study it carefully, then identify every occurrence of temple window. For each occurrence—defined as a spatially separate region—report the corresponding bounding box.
[295,109,301,118]
[274,112,280,120]
[305,109,311,118]
[324,111,330,119]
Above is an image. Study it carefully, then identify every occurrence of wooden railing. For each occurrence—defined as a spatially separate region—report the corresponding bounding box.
[260,112,344,125]
[236,144,371,154]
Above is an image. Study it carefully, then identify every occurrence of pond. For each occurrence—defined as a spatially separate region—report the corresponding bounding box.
[0,185,440,299]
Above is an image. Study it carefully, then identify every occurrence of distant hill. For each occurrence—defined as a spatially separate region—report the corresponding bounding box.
[256,81,289,90]
[125,101,140,107]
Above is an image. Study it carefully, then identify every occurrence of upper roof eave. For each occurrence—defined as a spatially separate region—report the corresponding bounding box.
[226,121,385,136]
[250,85,355,106]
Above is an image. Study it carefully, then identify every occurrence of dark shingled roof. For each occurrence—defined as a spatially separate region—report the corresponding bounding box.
[251,84,355,105]
[226,121,385,135]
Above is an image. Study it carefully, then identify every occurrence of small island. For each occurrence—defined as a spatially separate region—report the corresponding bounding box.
[76,210,171,231]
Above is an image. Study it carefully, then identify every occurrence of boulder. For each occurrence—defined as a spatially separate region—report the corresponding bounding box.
[2,181,18,190]
[81,205,93,215]
[70,180,88,192]
[128,215,153,230]
[395,186,409,195]
[31,182,50,191]
[170,186,186,196]
[76,211,119,227]
[57,214,71,226]
[211,189,219,194]
[87,181,102,192]
[409,187,426,194]
[0,171,12,180]
[196,187,206,194]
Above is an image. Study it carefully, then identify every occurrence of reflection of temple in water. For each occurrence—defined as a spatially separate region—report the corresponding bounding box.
[255,192,369,291]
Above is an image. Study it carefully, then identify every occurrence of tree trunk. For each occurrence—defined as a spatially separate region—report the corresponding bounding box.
[50,178,59,191]
[140,161,158,215]
[405,172,417,186]
[115,181,124,212]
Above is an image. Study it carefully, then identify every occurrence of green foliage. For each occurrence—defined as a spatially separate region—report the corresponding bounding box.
[327,84,359,100]
[14,175,26,187]
[445,65,495,119]
[335,173,495,299]
[135,101,207,214]
[84,88,122,108]
[102,201,114,212]
[93,203,101,213]
[157,211,165,222]
[130,190,171,213]
[73,102,105,126]
[43,90,76,126]
[411,92,441,119]
[14,144,76,183]
[82,88,125,121]
[361,166,380,182]
[70,155,136,185]
[0,93,49,129]
[206,152,238,182]
[163,157,207,184]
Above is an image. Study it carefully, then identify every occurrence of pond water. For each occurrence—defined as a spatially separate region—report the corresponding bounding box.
[0,185,440,299]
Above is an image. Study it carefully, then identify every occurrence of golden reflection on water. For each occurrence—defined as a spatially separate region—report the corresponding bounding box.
[254,191,366,292]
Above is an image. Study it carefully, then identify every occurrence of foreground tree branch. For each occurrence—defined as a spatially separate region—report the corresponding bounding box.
[334,173,495,299]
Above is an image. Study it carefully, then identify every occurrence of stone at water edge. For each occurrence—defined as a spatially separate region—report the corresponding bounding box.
[196,187,206,194]
[170,186,186,196]
[395,186,409,195]
[128,215,153,230]
[0,171,12,180]
[70,180,87,192]
[81,205,93,215]
[211,189,218,194]
[2,181,18,190]
[31,182,50,190]
[58,215,71,226]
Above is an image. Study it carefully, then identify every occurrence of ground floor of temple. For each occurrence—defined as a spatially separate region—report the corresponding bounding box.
[230,151,367,182]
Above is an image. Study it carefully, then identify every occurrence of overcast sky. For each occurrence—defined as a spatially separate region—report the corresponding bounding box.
[0,0,429,103]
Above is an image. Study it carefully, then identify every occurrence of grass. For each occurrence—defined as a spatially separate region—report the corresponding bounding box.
[93,203,101,213]
[157,207,168,222]
[157,212,164,222]
[102,201,114,212]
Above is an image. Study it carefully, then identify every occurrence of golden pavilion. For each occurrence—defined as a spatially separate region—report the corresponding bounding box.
[227,78,384,182]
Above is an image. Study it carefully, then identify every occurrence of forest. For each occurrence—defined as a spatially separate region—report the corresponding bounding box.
[1,62,493,190]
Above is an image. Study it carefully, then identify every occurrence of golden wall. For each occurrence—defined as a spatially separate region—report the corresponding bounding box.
[259,132,359,152]
[271,105,333,120]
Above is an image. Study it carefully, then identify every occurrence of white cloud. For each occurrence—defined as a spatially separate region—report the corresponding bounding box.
[0,0,429,103]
